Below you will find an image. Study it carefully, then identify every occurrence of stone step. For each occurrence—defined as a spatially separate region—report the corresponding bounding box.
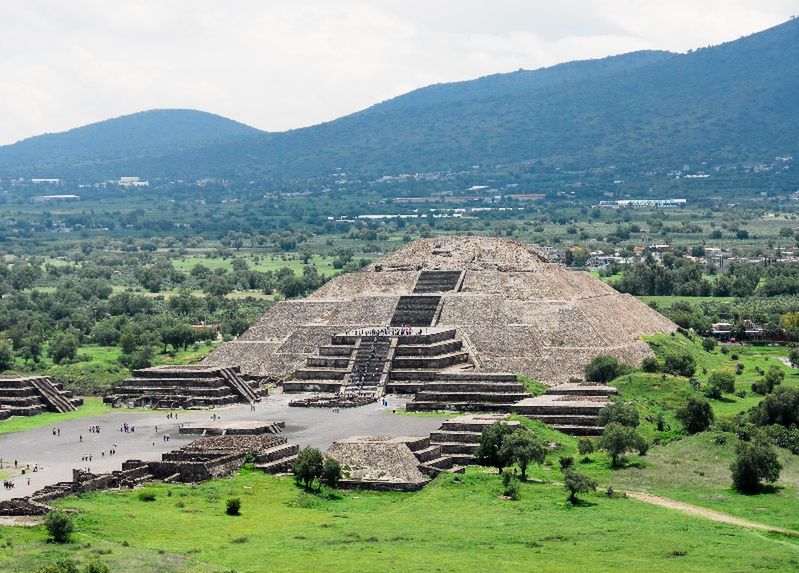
[282,380,343,393]
[257,454,298,474]
[391,352,470,370]
[255,443,298,463]
[433,442,479,455]
[413,445,442,463]
[415,391,529,403]
[394,339,463,357]
[528,415,600,426]
[551,425,604,436]
[429,430,482,443]
[293,368,348,380]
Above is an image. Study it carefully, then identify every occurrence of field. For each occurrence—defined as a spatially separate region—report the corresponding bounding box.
[1,468,798,573]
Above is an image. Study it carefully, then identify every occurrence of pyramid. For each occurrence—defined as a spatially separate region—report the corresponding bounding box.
[204,236,676,391]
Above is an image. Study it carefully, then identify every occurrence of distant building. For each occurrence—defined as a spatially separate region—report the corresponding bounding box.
[32,194,79,203]
[115,176,149,187]
[30,178,60,184]
[599,199,687,208]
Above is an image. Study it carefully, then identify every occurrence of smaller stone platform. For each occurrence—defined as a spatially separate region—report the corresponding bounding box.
[178,420,285,436]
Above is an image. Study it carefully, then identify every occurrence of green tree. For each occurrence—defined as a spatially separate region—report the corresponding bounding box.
[563,469,597,504]
[676,396,714,433]
[500,429,547,479]
[44,510,74,543]
[584,354,628,383]
[0,343,14,371]
[789,348,799,369]
[663,351,696,377]
[475,422,516,474]
[321,457,343,488]
[641,356,660,373]
[730,438,782,494]
[293,446,324,490]
[597,402,640,428]
[707,371,736,395]
[597,422,646,467]
[48,331,79,365]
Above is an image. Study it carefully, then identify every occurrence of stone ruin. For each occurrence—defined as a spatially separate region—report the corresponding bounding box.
[0,432,299,516]
[203,236,675,434]
[104,365,263,409]
[0,375,82,419]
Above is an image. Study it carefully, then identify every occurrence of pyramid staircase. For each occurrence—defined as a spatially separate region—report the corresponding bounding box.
[390,295,442,327]
[412,270,464,293]
[0,376,82,418]
[511,383,618,436]
[427,414,520,467]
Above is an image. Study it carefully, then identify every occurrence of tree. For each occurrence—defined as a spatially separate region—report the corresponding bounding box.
[563,469,597,504]
[578,437,594,455]
[292,446,324,490]
[48,331,79,365]
[474,422,516,474]
[597,422,646,467]
[663,351,696,377]
[500,429,547,479]
[584,354,628,383]
[707,371,736,395]
[44,510,74,543]
[789,348,799,369]
[749,387,799,428]
[751,365,785,395]
[730,438,782,494]
[597,402,640,428]
[0,343,14,371]
[701,338,717,352]
[676,396,714,434]
[321,457,342,488]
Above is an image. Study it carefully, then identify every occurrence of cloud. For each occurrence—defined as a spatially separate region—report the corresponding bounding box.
[0,0,794,144]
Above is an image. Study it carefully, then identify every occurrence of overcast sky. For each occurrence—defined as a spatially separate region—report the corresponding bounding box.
[0,0,795,145]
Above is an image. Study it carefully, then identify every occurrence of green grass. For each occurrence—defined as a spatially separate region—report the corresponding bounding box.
[638,295,736,307]
[0,397,126,435]
[2,468,798,572]
[171,254,348,277]
[610,432,799,533]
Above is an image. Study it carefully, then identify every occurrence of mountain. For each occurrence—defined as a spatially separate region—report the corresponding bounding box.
[1,19,797,180]
[0,109,261,177]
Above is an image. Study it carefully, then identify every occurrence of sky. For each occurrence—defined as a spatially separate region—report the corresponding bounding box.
[0,0,796,145]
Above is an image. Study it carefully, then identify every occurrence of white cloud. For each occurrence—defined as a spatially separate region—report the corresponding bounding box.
[0,0,794,144]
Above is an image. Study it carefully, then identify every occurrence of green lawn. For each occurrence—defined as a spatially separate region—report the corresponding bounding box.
[2,468,798,573]
[0,397,119,435]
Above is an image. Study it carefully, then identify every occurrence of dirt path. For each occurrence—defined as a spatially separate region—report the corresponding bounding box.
[627,491,798,536]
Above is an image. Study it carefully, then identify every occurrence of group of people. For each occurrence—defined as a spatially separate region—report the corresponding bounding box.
[120,422,135,433]
[352,327,425,337]
[88,424,101,433]
[51,427,61,436]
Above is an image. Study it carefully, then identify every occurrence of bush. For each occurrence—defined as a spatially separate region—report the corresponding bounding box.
[48,331,79,365]
[563,469,597,504]
[597,423,646,467]
[293,446,324,490]
[701,338,717,352]
[641,356,660,373]
[707,371,736,394]
[44,511,73,543]
[676,396,714,434]
[321,457,343,488]
[789,348,799,368]
[663,351,696,377]
[730,438,782,494]
[558,456,574,471]
[0,343,14,371]
[585,355,629,383]
[138,491,156,502]
[84,561,110,573]
[720,345,730,355]
[36,561,79,573]
[598,402,640,428]
[503,477,520,501]
[577,437,594,455]
[226,497,241,516]
[750,366,784,395]
[750,387,799,428]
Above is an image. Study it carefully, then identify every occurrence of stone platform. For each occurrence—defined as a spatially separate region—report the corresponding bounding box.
[178,420,285,435]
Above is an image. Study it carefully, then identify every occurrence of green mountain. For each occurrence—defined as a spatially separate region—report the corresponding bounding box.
[0,109,261,177]
[1,18,797,180]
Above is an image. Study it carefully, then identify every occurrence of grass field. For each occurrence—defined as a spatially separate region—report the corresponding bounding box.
[0,397,143,435]
[171,254,346,276]
[2,468,798,573]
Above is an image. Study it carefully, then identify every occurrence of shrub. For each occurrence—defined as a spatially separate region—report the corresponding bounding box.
[750,387,799,428]
[703,384,722,400]
[663,351,696,377]
[701,338,717,352]
[0,343,14,371]
[577,437,594,455]
[44,511,73,543]
[475,422,516,473]
[789,348,799,369]
[585,355,629,383]
[321,457,343,488]
[293,446,324,490]
[750,367,783,396]
[641,356,660,373]
[598,402,640,428]
[138,491,156,502]
[707,371,736,394]
[36,560,79,573]
[558,456,574,471]
[597,423,646,467]
[503,477,520,501]
[563,469,597,504]
[225,497,241,516]
[654,412,666,431]
[84,561,111,573]
[676,396,714,434]
[730,438,782,494]
[720,345,730,355]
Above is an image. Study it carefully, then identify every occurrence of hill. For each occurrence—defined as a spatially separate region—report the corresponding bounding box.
[0,109,261,177]
[1,19,797,180]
